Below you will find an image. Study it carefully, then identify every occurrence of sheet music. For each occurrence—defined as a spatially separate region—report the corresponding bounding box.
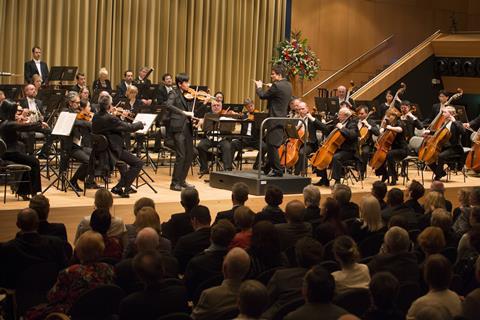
[51,111,77,136]
[133,113,157,134]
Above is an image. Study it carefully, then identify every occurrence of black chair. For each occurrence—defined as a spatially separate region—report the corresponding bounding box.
[442,246,458,264]
[340,159,363,188]
[69,284,125,320]
[0,139,33,203]
[15,262,59,317]
[85,134,110,195]
[359,232,385,258]
[157,313,192,320]
[396,281,421,315]
[319,260,340,273]
[272,297,305,320]
[192,274,223,306]
[256,267,285,285]
[333,288,371,317]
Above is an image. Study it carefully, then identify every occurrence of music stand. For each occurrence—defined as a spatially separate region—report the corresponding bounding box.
[454,105,468,123]
[38,89,67,125]
[0,85,23,100]
[48,66,78,85]
[223,104,244,113]
[43,111,80,197]
[314,97,329,113]
[327,97,340,115]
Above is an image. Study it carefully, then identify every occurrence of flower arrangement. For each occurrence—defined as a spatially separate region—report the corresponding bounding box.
[272,31,320,81]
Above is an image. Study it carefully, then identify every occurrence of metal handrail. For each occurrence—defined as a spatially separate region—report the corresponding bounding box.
[302,34,394,97]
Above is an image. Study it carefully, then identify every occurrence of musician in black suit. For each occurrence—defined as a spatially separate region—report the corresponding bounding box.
[92,67,112,94]
[465,115,480,131]
[315,106,359,187]
[92,95,145,198]
[357,105,380,178]
[377,90,398,120]
[115,70,134,101]
[424,106,466,181]
[399,101,424,140]
[0,100,43,199]
[166,73,196,191]
[133,66,153,106]
[334,85,355,110]
[24,46,49,84]
[156,73,175,106]
[255,64,292,177]
[70,72,87,93]
[431,90,449,122]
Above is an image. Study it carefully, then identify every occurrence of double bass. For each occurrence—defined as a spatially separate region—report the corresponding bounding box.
[369,83,406,170]
[466,128,480,172]
[418,88,463,161]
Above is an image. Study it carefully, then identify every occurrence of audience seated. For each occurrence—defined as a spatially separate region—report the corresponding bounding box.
[0,208,67,289]
[115,227,178,294]
[454,224,480,294]
[430,181,453,212]
[89,208,123,261]
[125,197,156,244]
[457,207,480,260]
[363,272,403,320]
[417,226,446,260]
[230,206,255,250]
[284,266,348,320]
[275,200,312,251]
[371,181,387,210]
[173,205,212,273]
[236,280,269,320]
[29,195,67,242]
[380,188,418,230]
[315,197,347,245]
[74,189,126,245]
[255,185,286,224]
[119,250,189,320]
[462,256,480,320]
[419,191,447,230]
[453,189,471,223]
[350,195,386,244]
[431,209,458,248]
[333,184,359,220]
[192,247,251,320]
[332,236,370,294]
[302,185,321,222]
[162,188,199,246]
[454,187,480,239]
[26,231,115,319]
[184,220,236,299]
[368,226,419,283]
[404,180,425,215]
[123,207,171,258]
[407,254,461,319]
[247,221,289,278]
[214,182,249,224]
[263,237,324,318]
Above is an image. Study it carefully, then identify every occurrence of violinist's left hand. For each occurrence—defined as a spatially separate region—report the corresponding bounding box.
[41,122,49,128]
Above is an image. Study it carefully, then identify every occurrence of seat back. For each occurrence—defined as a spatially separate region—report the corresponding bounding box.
[409,136,423,153]
[319,260,340,273]
[256,267,285,285]
[396,281,421,315]
[359,232,385,258]
[333,288,371,317]
[69,284,125,320]
[272,297,305,320]
[91,134,109,153]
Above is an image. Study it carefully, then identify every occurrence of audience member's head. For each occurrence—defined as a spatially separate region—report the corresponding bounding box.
[180,188,200,211]
[371,181,387,203]
[135,227,160,252]
[303,266,335,304]
[223,247,250,281]
[89,208,111,235]
[470,187,480,207]
[388,214,409,230]
[322,197,341,221]
[386,188,404,207]
[237,280,268,319]
[359,195,383,231]
[76,231,105,263]
[295,237,324,268]
[135,207,161,233]
[333,184,352,205]
[458,189,471,207]
[28,195,50,221]
[423,191,446,214]
[384,226,410,254]
[430,181,446,194]
[417,226,446,256]
[430,209,452,236]
[408,180,425,201]
[303,185,320,208]
[369,272,399,309]
[424,254,452,291]
[17,208,39,232]
[265,185,283,207]
[133,197,155,216]
[250,221,281,256]
[285,200,305,223]
[210,219,236,247]
[133,250,164,285]
[94,188,113,210]
[234,206,255,231]
[190,205,211,229]
[232,182,249,206]
[333,236,360,268]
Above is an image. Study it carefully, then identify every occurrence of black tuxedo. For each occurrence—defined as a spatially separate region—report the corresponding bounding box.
[24,59,49,84]
[133,77,152,100]
[19,98,46,118]
[156,85,174,106]
[469,115,480,131]
[18,98,51,155]
[0,232,67,288]
[173,227,211,273]
[119,281,189,320]
[116,80,132,100]
[38,220,68,242]
[400,116,424,141]
[166,88,195,186]
[92,79,112,93]
[162,211,194,247]
[256,78,292,174]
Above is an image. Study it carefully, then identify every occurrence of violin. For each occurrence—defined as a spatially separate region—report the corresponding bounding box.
[111,106,135,122]
[183,88,214,102]
[76,110,94,122]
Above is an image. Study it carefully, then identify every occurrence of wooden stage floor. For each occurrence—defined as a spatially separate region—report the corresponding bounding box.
[0,163,478,244]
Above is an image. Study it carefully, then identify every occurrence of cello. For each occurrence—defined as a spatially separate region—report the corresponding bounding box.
[278,120,305,168]
[466,128,480,172]
[358,107,377,146]
[419,120,452,165]
[418,88,463,160]
[369,83,406,170]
